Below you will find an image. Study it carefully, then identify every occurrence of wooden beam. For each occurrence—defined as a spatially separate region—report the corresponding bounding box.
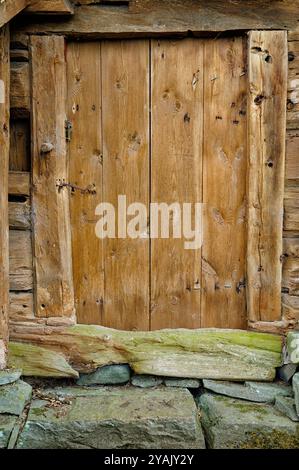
[0,25,10,369]
[247,31,288,322]
[12,1,299,38]
[0,0,29,28]
[26,0,74,15]
[31,35,75,319]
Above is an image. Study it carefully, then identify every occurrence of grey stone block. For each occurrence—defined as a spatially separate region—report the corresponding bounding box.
[293,373,299,416]
[275,396,299,422]
[203,379,272,403]
[198,393,299,449]
[17,386,205,449]
[0,369,22,386]
[0,415,18,448]
[131,375,163,388]
[0,380,32,415]
[77,364,131,386]
[164,378,201,388]
[244,381,293,403]
[278,364,297,383]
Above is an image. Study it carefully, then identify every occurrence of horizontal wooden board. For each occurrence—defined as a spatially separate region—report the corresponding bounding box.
[9,291,34,321]
[8,198,31,230]
[284,187,299,232]
[286,130,299,181]
[25,0,74,15]
[287,37,299,129]
[13,2,299,37]
[9,230,33,291]
[8,171,30,196]
[283,237,299,257]
[282,257,299,295]
[10,62,30,115]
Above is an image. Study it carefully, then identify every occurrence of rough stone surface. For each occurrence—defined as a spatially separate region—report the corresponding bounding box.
[278,364,297,383]
[0,369,22,386]
[203,379,274,403]
[131,375,163,388]
[0,380,32,415]
[17,386,205,449]
[287,332,299,364]
[293,373,299,415]
[164,378,200,388]
[245,381,293,403]
[0,415,18,449]
[275,396,299,422]
[77,364,131,386]
[198,393,299,449]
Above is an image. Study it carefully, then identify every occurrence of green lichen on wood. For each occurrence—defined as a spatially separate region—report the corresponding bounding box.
[10,327,282,381]
[8,342,79,378]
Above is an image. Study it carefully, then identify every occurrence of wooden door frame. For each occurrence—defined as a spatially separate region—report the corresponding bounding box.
[5,29,289,360]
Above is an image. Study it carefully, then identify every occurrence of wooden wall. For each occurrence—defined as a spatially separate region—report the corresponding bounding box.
[7,27,299,333]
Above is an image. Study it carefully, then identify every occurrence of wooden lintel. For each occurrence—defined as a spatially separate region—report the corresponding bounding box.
[0,0,29,29]
[12,2,299,38]
[26,0,74,15]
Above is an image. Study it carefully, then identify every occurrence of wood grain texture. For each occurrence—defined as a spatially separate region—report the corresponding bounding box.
[282,257,299,295]
[67,42,104,325]
[101,40,150,330]
[286,130,299,181]
[0,0,29,28]
[0,25,10,368]
[151,39,203,329]
[26,0,74,14]
[31,35,74,318]
[9,198,31,230]
[9,120,30,171]
[9,230,33,291]
[201,38,247,329]
[284,187,299,232]
[8,171,30,196]
[247,31,288,322]
[12,1,299,37]
[10,62,30,115]
[287,36,299,129]
[9,292,34,322]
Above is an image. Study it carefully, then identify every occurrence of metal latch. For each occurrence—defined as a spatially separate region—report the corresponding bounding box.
[65,120,73,142]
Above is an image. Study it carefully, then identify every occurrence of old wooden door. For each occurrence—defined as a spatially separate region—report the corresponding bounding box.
[66,37,248,330]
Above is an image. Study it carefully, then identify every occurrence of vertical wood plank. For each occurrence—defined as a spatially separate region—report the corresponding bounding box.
[101,40,150,330]
[67,42,104,325]
[31,35,75,318]
[151,39,203,330]
[247,31,288,321]
[201,38,247,329]
[0,25,10,368]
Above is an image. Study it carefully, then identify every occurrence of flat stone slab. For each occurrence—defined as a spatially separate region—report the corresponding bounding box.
[287,332,299,364]
[278,364,297,383]
[0,380,32,415]
[245,381,293,403]
[275,396,299,422]
[17,386,205,449]
[164,378,201,388]
[0,369,22,386]
[131,375,163,388]
[203,380,272,403]
[77,365,131,386]
[0,415,18,449]
[198,393,299,449]
[293,373,299,415]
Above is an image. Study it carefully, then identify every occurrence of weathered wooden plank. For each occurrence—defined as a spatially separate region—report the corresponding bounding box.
[9,230,33,291]
[286,130,299,181]
[8,325,282,381]
[9,119,30,171]
[282,294,299,329]
[0,25,10,369]
[0,0,29,28]
[101,40,150,330]
[26,0,74,15]
[283,257,299,295]
[247,31,288,322]
[283,237,299,257]
[201,37,247,329]
[12,2,299,38]
[287,37,299,129]
[31,35,74,318]
[67,42,104,325]
[151,39,203,329]
[9,292,34,321]
[8,171,30,196]
[10,61,30,115]
[284,187,299,232]
[8,342,79,378]
[8,198,31,230]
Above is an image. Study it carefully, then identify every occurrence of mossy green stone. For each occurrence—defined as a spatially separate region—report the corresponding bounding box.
[198,393,299,449]
[77,364,131,386]
[293,373,299,415]
[0,369,22,386]
[0,415,18,448]
[0,380,32,415]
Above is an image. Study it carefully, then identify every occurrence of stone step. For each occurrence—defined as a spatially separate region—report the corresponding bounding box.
[17,386,205,449]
